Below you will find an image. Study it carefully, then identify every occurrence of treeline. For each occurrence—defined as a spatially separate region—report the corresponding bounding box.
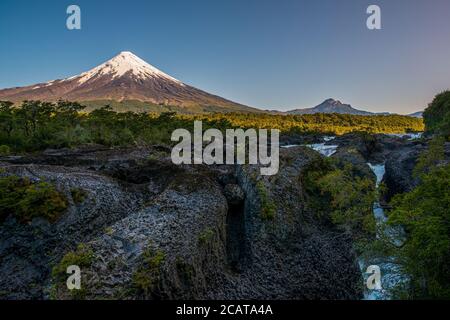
[380,137,450,299]
[0,101,191,153]
[192,112,424,135]
[423,90,450,139]
[375,91,450,299]
[0,100,423,153]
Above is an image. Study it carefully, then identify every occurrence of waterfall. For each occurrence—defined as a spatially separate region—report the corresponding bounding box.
[282,136,338,157]
[360,163,407,300]
[387,132,423,140]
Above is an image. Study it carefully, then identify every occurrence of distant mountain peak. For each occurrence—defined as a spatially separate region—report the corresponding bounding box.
[66,51,184,86]
[324,98,341,104]
[287,98,373,116]
[0,51,258,113]
[408,111,423,118]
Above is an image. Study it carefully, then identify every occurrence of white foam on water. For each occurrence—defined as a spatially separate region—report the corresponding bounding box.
[360,163,408,300]
[281,136,337,154]
[281,144,301,149]
[388,132,423,140]
[281,143,337,157]
[368,163,385,188]
[307,143,338,157]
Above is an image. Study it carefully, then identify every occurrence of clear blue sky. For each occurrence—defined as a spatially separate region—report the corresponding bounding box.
[1,0,449,114]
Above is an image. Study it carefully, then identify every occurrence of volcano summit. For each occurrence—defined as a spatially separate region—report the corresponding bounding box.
[0,51,257,113]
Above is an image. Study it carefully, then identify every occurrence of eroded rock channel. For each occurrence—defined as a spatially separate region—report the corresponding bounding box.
[0,134,432,300]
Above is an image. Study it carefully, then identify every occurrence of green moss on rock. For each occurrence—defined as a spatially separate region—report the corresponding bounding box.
[70,188,88,204]
[132,246,165,297]
[256,180,276,220]
[51,244,94,300]
[52,244,94,281]
[198,228,215,246]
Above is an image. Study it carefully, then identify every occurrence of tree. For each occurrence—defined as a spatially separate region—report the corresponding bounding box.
[388,164,450,299]
[423,91,450,139]
[0,101,15,139]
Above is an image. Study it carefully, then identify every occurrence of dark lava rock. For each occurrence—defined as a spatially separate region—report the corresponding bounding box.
[213,146,364,300]
[332,133,407,163]
[0,145,365,300]
[223,184,245,206]
[384,140,450,201]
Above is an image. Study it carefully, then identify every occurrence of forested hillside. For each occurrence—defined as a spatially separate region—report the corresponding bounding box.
[0,100,423,153]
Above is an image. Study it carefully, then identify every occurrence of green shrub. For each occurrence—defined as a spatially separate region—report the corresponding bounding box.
[0,175,68,223]
[423,91,450,138]
[51,243,94,300]
[71,188,88,204]
[302,159,376,235]
[52,244,94,281]
[387,164,450,299]
[316,164,376,234]
[256,180,276,220]
[198,228,215,245]
[132,246,165,296]
[0,145,10,156]
[414,136,446,177]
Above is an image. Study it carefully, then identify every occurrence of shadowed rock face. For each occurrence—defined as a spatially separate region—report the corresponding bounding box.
[0,145,366,300]
[384,140,450,201]
[384,143,425,201]
[222,147,363,299]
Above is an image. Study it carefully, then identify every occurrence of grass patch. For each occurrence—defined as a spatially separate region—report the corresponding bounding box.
[132,245,165,297]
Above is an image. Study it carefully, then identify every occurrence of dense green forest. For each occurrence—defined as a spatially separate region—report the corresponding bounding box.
[380,138,450,299]
[192,112,424,135]
[379,91,450,299]
[0,100,423,153]
[423,90,450,139]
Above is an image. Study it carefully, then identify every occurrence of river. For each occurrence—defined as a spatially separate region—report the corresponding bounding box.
[361,163,407,300]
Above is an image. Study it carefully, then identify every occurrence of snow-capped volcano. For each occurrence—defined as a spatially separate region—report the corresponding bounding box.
[70,51,184,85]
[0,51,255,112]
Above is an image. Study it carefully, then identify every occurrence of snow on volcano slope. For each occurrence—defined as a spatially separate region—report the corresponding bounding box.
[0,51,255,112]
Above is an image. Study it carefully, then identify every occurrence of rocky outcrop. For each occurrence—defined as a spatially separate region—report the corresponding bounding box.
[223,184,245,206]
[384,142,424,200]
[0,145,364,300]
[384,140,450,200]
[280,132,324,146]
[0,164,146,299]
[212,146,363,299]
[0,147,230,299]
[71,171,229,300]
[332,133,407,163]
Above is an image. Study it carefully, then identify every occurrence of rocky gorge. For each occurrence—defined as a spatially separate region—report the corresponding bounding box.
[0,132,443,300]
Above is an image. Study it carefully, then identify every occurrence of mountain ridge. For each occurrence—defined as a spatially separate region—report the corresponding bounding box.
[287,98,374,116]
[0,53,424,116]
[408,111,423,118]
[0,51,259,113]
